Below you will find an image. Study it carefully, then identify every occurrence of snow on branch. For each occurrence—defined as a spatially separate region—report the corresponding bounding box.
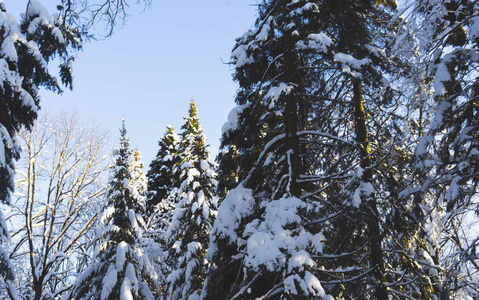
[297,130,354,146]
[296,33,332,53]
[221,104,250,138]
[264,83,295,109]
[244,133,286,185]
[333,52,371,78]
[209,186,255,255]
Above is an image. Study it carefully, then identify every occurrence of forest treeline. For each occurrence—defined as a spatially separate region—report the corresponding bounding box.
[0,0,478,299]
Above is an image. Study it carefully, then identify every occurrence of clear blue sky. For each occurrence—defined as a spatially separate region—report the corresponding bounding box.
[7,0,258,165]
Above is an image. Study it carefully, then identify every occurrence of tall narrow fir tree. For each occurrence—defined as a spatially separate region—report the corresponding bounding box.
[72,120,156,300]
[144,125,181,296]
[165,101,218,300]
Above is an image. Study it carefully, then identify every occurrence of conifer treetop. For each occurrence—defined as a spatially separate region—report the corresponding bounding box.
[146,124,181,213]
[182,100,202,135]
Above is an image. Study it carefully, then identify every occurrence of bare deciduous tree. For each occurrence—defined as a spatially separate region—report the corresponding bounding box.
[5,112,110,300]
[55,0,152,37]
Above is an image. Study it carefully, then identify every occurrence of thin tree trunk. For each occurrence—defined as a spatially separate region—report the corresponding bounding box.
[283,28,301,198]
[353,78,388,300]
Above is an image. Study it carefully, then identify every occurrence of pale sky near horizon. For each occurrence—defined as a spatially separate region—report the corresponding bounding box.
[6,0,258,166]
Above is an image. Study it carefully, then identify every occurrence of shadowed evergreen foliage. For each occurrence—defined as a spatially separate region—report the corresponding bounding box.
[0,1,80,294]
[203,0,448,299]
[146,125,181,214]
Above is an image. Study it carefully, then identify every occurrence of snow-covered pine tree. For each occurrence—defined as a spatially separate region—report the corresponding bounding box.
[165,100,217,300]
[394,0,479,297]
[71,120,157,300]
[204,0,434,299]
[0,0,80,295]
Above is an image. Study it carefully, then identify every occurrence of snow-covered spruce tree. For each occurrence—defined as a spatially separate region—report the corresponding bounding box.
[71,121,157,300]
[204,0,435,299]
[146,125,181,215]
[165,100,217,300]
[0,1,80,296]
[143,125,180,296]
[394,0,479,297]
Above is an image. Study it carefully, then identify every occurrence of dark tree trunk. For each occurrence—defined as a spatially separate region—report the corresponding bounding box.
[283,28,302,198]
[353,79,388,300]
